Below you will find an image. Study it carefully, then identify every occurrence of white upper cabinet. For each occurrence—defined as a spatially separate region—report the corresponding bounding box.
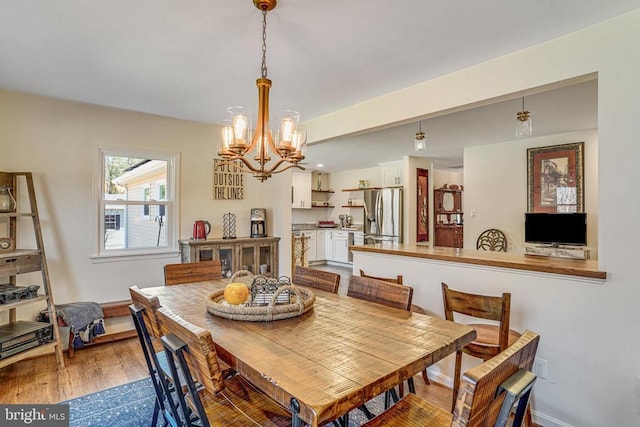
[381,163,403,187]
[292,171,312,209]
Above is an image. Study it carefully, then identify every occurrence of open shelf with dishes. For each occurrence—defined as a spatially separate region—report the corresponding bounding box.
[311,189,335,208]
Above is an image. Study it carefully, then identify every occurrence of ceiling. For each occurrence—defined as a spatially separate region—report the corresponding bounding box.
[0,1,635,171]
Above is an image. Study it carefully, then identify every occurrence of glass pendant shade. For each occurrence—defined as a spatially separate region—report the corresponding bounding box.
[516,97,533,137]
[415,131,426,153]
[414,121,426,153]
[228,107,251,151]
[276,110,300,151]
[217,120,235,156]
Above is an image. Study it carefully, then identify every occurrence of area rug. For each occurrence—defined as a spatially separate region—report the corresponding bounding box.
[62,377,387,426]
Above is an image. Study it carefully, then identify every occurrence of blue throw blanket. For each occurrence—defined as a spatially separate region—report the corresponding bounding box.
[55,302,106,350]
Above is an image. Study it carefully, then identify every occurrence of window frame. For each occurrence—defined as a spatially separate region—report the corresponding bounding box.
[92,145,180,261]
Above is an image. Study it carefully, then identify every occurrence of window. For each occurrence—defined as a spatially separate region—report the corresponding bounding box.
[157,182,166,217]
[105,214,121,230]
[142,186,151,219]
[94,146,180,259]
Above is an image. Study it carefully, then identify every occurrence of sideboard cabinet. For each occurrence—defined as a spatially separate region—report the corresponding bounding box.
[179,236,280,278]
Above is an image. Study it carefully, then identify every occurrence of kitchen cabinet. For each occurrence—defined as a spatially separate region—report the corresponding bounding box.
[316,230,329,260]
[382,165,403,187]
[324,230,334,261]
[332,230,349,263]
[434,185,463,248]
[292,171,312,209]
[179,236,280,278]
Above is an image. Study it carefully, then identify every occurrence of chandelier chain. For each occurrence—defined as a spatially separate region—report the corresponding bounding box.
[261,9,268,78]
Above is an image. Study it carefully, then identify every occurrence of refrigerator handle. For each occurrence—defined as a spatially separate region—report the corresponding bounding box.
[375,191,383,229]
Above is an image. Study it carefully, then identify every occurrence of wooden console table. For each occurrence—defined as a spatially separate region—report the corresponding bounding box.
[179,236,280,278]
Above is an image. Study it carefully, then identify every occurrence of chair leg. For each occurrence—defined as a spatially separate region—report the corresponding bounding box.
[358,404,375,420]
[407,377,416,394]
[421,368,431,385]
[451,350,462,412]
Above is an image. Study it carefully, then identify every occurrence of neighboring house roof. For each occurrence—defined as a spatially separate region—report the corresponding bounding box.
[113,160,166,185]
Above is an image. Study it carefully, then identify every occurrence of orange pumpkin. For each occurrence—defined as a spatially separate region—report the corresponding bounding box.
[224,282,249,305]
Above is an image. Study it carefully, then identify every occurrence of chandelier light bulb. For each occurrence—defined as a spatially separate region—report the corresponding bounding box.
[232,112,249,142]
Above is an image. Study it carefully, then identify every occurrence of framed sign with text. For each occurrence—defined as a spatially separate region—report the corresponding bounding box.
[213,159,245,200]
[527,142,584,213]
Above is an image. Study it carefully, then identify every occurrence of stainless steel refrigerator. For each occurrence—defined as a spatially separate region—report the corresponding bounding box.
[363,188,403,244]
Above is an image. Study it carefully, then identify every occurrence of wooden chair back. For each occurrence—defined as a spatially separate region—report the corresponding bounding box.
[453,330,539,427]
[476,229,507,252]
[128,303,181,425]
[293,265,340,293]
[348,276,413,311]
[164,260,222,286]
[129,285,163,339]
[362,330,539,427]
[359,269,403,284]
[156,306,225,394]
[442,282,511,353]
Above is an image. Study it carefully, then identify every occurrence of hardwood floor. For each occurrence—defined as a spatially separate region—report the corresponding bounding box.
[0,338,452,411]
[0,339,148,404]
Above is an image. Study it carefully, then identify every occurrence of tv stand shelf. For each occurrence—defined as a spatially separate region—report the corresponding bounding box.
[524,245,590,260]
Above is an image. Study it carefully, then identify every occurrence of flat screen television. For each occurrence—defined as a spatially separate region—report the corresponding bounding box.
[524,213,587,246]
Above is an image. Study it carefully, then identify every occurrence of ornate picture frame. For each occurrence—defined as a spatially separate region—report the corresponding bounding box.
[527,142,584,213]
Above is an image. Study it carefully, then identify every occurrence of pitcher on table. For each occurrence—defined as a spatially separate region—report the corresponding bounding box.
[193,220,211,240]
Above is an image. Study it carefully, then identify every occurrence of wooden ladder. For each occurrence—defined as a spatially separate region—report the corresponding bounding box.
[0,171,65,369]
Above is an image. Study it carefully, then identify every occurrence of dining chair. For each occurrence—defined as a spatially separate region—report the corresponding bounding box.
[130,285,232,378]
[476,228,508,252]
[347,275,415,412]
[358,269,431,384]
[441,282,523,415]
[129,303,181,427]
[293,265,340,293]
[163,260,222,286]
[156,306,292,427]
[362,330,540,427]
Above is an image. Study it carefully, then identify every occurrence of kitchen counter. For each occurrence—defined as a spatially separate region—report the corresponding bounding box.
[350,242,606,281]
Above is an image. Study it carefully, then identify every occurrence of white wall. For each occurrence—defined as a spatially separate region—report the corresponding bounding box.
[464,129,598,257]
[0,89,292,304]
[306,9,640,427]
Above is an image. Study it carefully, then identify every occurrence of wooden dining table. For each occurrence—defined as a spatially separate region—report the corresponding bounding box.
[140,280,476,426]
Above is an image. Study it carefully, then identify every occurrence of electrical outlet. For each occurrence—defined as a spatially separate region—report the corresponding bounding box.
[533,358,548,380]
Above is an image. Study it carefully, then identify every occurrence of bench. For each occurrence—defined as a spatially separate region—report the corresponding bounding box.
[56,300,137,358]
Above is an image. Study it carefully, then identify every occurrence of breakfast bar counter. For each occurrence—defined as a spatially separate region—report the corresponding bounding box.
[350,243,606,281]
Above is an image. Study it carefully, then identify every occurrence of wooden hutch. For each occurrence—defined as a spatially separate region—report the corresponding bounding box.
[434,185,463,248]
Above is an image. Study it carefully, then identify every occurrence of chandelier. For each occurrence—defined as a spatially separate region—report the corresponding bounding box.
[515,96,533,137]
[414,121,426,153]
[216,0,306,182]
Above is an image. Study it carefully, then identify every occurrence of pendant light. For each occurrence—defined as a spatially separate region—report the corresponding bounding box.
[516,96,533,137]
[414,121,426,153]
[216,0,306,182]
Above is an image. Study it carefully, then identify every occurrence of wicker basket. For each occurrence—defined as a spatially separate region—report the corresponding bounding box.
[207,284,315,322]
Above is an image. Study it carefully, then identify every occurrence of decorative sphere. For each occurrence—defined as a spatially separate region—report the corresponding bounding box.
[224,282,249,305]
